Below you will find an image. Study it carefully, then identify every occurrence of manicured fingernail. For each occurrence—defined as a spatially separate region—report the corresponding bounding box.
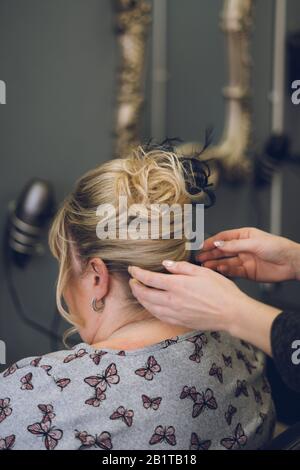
[199,241,204,250]
[129,278,137,289]
[129,278,142,286]
[214,240,225,248]
[128,265,138,275]
[162,260,175,268]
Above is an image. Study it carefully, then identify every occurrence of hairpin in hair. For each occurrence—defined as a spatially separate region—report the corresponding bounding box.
[142,129,216,208]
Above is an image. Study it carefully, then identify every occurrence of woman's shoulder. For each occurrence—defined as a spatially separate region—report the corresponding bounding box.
[1,343,92,384]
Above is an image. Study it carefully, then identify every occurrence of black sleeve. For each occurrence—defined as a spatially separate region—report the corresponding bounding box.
[271,310,300,393]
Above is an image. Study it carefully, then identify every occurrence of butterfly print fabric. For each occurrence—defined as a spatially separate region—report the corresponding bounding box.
[0,329,275,449]
[135,356,161,380]
[221,423,247,449]
[0,433,15,450]
[110,406,134,427]
[75,429,112,450]
[0,398,12,423]
[225,404,237,426]
[20,373,34,391]
[190,432,211,450]
[142,395,162,410]
[149,426,176,446]
[27,404,63,450]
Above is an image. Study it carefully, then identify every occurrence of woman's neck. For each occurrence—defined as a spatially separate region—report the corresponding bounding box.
[91,317,194,351]
[87,275,194,350]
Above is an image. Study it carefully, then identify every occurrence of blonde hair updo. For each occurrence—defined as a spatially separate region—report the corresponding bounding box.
[49,139,215,340]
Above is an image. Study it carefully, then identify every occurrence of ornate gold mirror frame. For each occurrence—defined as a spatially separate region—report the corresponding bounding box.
[202,0,254,182]
[113,0,152,157]
[113,0,254,184]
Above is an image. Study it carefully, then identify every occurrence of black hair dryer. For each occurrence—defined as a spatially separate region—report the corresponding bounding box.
[5,178,56,268]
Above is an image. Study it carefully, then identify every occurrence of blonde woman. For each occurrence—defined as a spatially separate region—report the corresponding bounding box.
[0,143,275,450]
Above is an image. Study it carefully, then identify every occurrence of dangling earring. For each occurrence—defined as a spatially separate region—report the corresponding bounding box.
[92,298,103,312]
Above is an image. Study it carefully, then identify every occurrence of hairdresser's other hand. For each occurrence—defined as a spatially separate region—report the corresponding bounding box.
[197,227,300,283]
[128,261,282,356]
[128,262,248,332]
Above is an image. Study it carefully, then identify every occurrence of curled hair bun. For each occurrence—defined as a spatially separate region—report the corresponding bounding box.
[114,133,215,209]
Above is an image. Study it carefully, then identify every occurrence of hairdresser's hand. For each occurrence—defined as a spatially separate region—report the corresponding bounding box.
[128,262,249,332]
[197,227,300,283]
[128,261,282,356]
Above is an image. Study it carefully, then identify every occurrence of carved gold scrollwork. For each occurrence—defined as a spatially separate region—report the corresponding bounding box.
[179,0,254,184]
[113,0,152,157]
[113,0,254,184]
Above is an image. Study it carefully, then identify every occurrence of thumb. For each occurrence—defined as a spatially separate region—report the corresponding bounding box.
[162,260,200,275]
[214,238,258,254]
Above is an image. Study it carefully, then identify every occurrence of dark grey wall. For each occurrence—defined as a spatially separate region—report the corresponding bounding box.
[0,0,299,370]
[0,0,117,366]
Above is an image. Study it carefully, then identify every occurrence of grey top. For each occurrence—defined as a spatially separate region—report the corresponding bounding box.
[0,329,275,450]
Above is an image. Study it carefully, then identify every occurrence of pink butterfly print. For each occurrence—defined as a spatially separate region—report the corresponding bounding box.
[27,420,63,450]
[244,359,256,375]
[210,331,221,343]
[180,386,198,402]
[252,347,259,362]
[240,340,251,350]
[262,376,271,394]
[85,386,106,407]
[110,406,134,427]
[55,378,71,391]
[149,426,176,446]
[135,356,161,381]
[163,336,179,348]
[187,333,207,348]
[75,430,112,450]
[41,365,52,376]
[3,363,18,377]
[89,350,107,365]
[235,380,249,398]
[252,387,263,405]
[235,349,245,361]
[255,412,267,435]
[74,430,96,449]
[30,357,42,367]
[222,354,232,368]
[209,363,223,383]
[118,350,126,356]
[190,432,211,450]
[0,434,15,450]
[189,344,203,363]
[225,404,237,425]
[235,350,257,375]
[221,423,247,449]
[38,404,56,423]
[98,362,120,390]
[243,341,260,362]
[192,388,218,418]
[0,398,12,423]
[63,348,87,363]
[95,431,113,450]
[20,372,33,390]
[84,363,120,392]
[142,394,162,410]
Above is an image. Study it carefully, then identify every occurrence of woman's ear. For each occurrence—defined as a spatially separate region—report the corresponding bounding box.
[86,257,109,299]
